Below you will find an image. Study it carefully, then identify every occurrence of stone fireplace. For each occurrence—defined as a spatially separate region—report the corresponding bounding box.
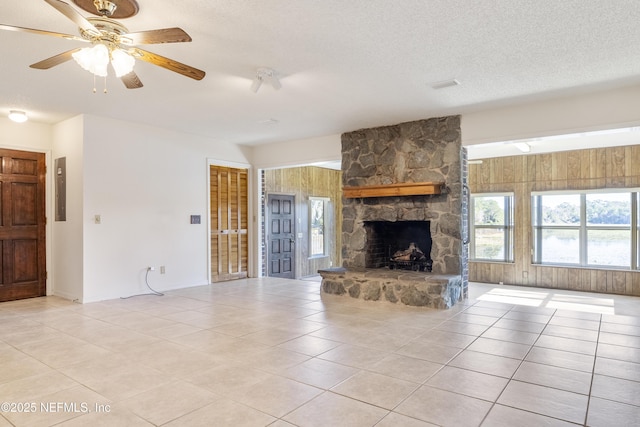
[319,116,468,309]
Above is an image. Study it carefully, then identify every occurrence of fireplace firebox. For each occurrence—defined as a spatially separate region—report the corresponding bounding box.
[364,221,432,271]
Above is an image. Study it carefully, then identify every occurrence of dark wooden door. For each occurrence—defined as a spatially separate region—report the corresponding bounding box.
[0,149,46,302]
[267,194,295,279]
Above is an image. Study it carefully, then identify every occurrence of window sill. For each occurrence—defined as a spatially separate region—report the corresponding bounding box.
[532,263,637,272]
[470,260,514,264]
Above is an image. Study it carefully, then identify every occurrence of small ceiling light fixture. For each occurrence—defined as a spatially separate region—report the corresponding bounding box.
[250,67,281,93]
[8,110,28,123]
[513,142,531,153]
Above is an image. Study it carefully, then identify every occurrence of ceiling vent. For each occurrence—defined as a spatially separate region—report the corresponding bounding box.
[430,79,460,90]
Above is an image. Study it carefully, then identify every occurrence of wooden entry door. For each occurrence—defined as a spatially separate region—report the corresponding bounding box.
[210,165,248,282]
[0,149,46,302]
[267,194,295,279]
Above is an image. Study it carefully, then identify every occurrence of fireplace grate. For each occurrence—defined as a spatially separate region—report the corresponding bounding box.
[388,258,433,272]
[388,243,433,272]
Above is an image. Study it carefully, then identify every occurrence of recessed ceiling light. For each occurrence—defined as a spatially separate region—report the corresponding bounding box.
[430,79,460,90]
[513,142,531,153]
[8,110,28,123]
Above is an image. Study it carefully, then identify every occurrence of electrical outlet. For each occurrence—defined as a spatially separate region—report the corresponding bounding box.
[148,266,155,271]
[160,266,165,274]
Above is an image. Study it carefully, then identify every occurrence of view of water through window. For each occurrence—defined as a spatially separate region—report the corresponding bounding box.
[534,192,634,267]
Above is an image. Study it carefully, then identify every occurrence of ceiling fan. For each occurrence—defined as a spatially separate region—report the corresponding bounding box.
[0,0,206,89]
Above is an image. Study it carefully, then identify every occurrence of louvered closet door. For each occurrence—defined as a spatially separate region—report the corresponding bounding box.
[210,166,248,282]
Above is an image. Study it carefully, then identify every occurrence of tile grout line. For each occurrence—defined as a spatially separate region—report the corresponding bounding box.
[583,313,603,427]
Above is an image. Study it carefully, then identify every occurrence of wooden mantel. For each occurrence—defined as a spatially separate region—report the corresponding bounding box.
[343,181,444,198]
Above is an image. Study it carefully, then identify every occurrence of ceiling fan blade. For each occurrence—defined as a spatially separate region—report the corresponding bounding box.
[124,28,192,45]
[120,71,143,89]
[29,48,82,69]
[0,23,87,42]
[129,47,205,81]
[44,0,99,37]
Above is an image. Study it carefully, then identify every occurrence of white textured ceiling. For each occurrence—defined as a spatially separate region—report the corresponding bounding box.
[2,1,640,146]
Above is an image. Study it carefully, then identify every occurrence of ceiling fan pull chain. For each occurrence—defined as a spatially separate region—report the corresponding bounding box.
[93,73,97,93]
[103,75,107,94]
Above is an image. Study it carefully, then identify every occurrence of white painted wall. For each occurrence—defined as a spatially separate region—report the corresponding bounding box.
[2,114,253,303]
[52,116,84,301]
[461,84,640,146]
[81,115,251,302]
[252,134,341,169]
[0,118,52,150]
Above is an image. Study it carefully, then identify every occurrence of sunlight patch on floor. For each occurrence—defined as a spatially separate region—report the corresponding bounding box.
[477,288,547,307]
[546,294,615,315]
[476,286,617,314]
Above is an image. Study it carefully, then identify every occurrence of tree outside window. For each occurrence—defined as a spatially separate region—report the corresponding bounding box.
[470,193,514,262]
[532,190,638,268]
[310,197,328,257]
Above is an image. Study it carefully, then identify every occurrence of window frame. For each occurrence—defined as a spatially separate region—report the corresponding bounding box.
[309,196,329,258]
[470,192,515,263]
[532,189,639,270]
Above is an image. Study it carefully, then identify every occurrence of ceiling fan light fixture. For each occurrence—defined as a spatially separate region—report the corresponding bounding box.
[110,48,135,77]
[3,0,204,89]
[8,110,28,123]
[72,44,109,77]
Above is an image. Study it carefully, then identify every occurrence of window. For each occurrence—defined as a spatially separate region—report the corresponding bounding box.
[309,197,329,257]
[532,190,639,269]
[470,193,514,262]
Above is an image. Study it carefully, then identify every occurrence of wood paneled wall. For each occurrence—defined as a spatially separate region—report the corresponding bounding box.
[469,144,640,296]
[264,166,342,278]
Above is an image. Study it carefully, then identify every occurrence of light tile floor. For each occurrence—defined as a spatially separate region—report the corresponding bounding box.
[0,279,638,426]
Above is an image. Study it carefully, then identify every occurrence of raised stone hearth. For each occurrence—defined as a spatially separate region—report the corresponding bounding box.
[319,267,462,309]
